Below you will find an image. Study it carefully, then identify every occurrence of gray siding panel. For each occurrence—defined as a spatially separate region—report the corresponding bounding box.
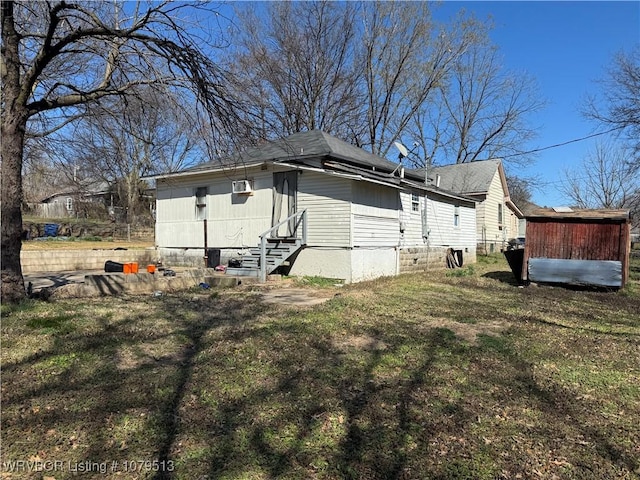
[529,258,622,287]
[353,214,398,247]
[400,190,425,246]
[352,182,400,247]
[298,172,351,247]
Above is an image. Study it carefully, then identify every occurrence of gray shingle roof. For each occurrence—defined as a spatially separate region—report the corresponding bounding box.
[185,130,405,176]
[425,160,502,194]
[153,130,475,203]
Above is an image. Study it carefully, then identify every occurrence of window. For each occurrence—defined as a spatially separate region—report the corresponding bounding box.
[195,187,207,220]
[454,205,460,227]
[411,193,420,212]
[66,197,73,211]
[498,203,503,227]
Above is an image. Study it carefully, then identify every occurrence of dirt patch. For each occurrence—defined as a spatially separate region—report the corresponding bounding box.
[115,342,188,371]
[332,334,388,351]
[258,287,337,307]
[418,318,508,344]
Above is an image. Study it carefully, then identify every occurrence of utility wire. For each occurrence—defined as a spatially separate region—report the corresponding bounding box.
[501,126,625,158]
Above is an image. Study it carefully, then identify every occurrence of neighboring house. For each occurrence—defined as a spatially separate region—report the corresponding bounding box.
[150,130,478,283]
[514,199,540,238]
[425,160,523,254]
[28,180,111,218]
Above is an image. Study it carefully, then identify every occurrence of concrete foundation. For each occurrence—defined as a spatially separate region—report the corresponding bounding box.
[399,246,477,273]
[50,268,255,299]
[21,248,157,273]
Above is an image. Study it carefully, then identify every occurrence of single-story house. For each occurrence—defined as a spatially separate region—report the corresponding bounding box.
[424,160,523,254]
[150,130,478,283]
[27,180,111,218]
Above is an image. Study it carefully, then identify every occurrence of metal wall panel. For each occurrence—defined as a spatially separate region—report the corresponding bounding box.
[526,221,624,260]
[529,258,623,287]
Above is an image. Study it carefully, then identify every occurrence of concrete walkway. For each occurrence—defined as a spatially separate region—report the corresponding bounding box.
[23,269,336,307]
[24,270,102,293]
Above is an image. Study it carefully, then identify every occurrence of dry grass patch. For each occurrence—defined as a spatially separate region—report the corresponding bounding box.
[2,255,639,479]
[22,239,153,251]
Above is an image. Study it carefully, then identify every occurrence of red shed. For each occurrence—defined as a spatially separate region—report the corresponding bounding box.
[522,208,631,288]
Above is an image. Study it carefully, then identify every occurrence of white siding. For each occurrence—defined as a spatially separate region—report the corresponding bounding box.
[477,171,507,248]
[352,182,400,247]
[157,167,352,250]
[505,205,520,241]
[156,170,273,249]
[424,194,476,250]
[298,172,351,247]
[352,215,398,247]
[399,190,426,246]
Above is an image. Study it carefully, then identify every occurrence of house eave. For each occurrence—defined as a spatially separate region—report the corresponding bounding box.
[145,161,267,181]
[506,199,524,218]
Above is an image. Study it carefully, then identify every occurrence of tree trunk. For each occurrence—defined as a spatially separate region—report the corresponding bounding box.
[1,115,27,303]
[1,0,27,303]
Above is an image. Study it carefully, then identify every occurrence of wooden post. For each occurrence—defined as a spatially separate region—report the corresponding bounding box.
[203,219,208,268]
[621,220,630,288]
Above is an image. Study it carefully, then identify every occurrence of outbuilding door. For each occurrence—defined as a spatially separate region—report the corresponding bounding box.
[271,170,298,237]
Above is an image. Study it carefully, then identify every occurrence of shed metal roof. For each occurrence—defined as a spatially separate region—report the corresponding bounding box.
[526,208,630,221]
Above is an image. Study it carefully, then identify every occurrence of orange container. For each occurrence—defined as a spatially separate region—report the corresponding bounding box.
[147,264,156,274]
[123,262,139,274]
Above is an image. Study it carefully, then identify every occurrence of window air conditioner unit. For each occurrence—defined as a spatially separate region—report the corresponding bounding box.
[232,179,253,194]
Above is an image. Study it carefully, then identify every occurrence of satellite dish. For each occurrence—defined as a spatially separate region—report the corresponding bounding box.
[393,141,409,159]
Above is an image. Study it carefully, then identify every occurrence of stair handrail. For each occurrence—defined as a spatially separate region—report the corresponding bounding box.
[259,209,307,282]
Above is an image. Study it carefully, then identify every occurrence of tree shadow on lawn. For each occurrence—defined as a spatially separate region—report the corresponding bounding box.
[477,333,640,477]
[1,292,269,479]
[3,290,638,479]
[194,322,474,480]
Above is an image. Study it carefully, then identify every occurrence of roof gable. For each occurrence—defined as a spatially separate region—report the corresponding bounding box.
[427,160,503,194]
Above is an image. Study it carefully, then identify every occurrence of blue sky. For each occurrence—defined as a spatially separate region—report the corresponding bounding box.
[214,1,638,207]
[434,1,639,206]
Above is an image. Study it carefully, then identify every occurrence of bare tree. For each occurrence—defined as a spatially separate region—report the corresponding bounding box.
[224,2,543,168]
[505,174,539,210]
[359,2,478,157]
[22,138,68,204]
[52,86,205,223]
[583,47,640,162]
[559,141,639,217]
[226,1,363,145]
[435,41,544,165]
[1,1,237,302]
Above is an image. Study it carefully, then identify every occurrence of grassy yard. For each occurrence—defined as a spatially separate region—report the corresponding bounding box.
[21,238,153,251]
[2,255,639,479]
